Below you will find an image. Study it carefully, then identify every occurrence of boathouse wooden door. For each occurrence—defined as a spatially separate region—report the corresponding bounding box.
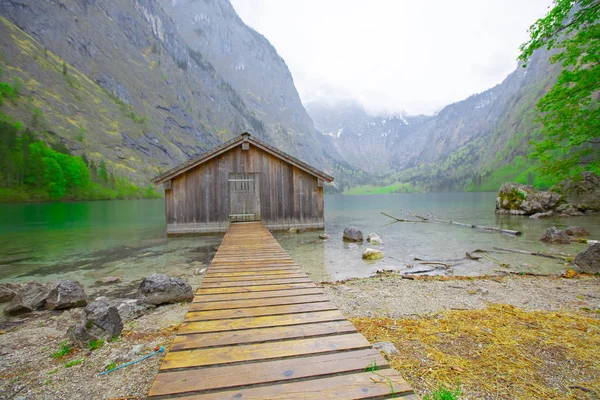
[228,172,261,222]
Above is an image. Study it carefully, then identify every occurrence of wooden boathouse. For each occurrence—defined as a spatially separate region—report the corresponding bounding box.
[152,132,334,235]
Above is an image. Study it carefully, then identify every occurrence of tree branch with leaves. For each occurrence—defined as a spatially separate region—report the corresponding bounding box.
[519,0,600,180]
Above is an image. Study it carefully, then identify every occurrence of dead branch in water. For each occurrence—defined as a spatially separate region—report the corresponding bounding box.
[494,269,550,277]
[418,261,452,269]
[570,238,600,245]
[431,218,522,236]
[492,246,570,260]
[380,212,427,223]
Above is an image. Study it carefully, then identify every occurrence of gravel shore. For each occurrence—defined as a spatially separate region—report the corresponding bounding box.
[1,273,598,399]
[0,303,188,400]
[323,273,600,318]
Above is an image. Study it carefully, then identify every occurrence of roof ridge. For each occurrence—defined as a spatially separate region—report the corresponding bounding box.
[152,133,334,184]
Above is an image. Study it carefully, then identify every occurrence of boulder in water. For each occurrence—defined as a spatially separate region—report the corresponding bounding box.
[556,203,584,217]
[362,248,384,260]
[319,233,330,240]
[496,183,561,215]
[366,233,384,245]
[565,226,590,237]
[540,227,571,244]
[343,227,363,242]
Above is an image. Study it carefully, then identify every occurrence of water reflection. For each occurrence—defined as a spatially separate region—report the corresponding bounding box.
[0,194,598,295]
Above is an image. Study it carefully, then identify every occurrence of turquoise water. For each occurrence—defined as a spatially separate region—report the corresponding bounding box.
[1,194,598,295]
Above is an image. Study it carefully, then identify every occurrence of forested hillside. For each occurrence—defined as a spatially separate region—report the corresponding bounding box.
[0,0,336,202]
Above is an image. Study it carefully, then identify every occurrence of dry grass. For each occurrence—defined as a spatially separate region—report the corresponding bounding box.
[352,304,600,399]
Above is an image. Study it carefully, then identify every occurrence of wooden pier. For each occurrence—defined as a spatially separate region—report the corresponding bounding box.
[149,222,418,399]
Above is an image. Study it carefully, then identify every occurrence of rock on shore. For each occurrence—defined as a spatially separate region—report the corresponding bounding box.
[137,274,194,305]
[574,243,600,274]
[46,280,88,310]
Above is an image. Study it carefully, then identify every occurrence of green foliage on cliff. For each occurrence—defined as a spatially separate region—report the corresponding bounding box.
[520,0,600,180]
[0,115,161,203]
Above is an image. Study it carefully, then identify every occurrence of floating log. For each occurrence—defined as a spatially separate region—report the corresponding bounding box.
[492,246,569,260]
[380,212,427,223]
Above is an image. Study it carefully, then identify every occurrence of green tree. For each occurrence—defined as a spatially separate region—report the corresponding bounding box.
[42,156,66,198]
[519,0,600,180]
[98,160,108,183]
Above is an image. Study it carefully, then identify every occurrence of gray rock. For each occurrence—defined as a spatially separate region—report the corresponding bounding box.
[529,211,554,219]
[553,172,600,211]
[68,300,123,348]
[319,233,330,240]
[137,274,193,305]
[46,280,88,310]
[496,183,561,215]
[565,226,590,237]
[540,227,571,244]
[96,277,121,285]
[4,282,51,315]
[110,298,155,322]
[288,227,299,233]
[67,324,94,349]
[373,341,399,356]
[0,283,21,303]
[556,203,584,217]
[366,233,384,245]
[574,243,600,273]
[343,227,363,242]
[362,248,384,260]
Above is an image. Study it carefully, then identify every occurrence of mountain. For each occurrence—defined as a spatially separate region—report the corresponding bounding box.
[0,0,331,186]
[308,46,560,192]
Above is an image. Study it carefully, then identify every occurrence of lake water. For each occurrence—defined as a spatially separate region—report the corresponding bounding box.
[1,193,598,298]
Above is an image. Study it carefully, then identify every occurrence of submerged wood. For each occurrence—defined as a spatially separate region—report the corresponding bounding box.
[492,246,569,260]
[432,218,522,236]
[380,212,426,223]
[570,238,600,245]
[387,209,521,236]
[494,269,550,277]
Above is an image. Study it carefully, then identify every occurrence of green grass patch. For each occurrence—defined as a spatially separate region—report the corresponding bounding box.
[64,359,84,368]
[50,341,72,359]
[423,384,461,400]
[105,361,117,371]
[343,182,423,195]
[87,338,104,351]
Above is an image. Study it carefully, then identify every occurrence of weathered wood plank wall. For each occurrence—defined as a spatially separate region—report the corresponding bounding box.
[165,144,324,234]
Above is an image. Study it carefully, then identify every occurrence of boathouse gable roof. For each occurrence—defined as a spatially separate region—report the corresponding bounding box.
[152,132,334,184]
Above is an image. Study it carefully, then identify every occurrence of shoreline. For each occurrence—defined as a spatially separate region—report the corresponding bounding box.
[1,272,599,399]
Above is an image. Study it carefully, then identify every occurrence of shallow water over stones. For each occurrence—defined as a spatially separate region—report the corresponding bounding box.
[0,194,599,302]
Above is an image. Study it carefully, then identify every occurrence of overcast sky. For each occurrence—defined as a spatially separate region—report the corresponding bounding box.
[231,0,553,115]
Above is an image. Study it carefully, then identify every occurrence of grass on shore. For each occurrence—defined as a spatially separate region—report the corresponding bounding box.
[342,182,424,195]
[352,304,600,399]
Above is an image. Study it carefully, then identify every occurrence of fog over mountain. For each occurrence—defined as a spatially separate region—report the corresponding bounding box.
[231,0,553,115]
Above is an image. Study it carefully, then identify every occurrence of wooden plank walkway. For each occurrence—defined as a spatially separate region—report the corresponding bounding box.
[149,222,418,399]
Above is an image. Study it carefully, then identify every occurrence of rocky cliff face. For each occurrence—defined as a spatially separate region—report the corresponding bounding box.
[308,46,559,189]
[0,0,330,182]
